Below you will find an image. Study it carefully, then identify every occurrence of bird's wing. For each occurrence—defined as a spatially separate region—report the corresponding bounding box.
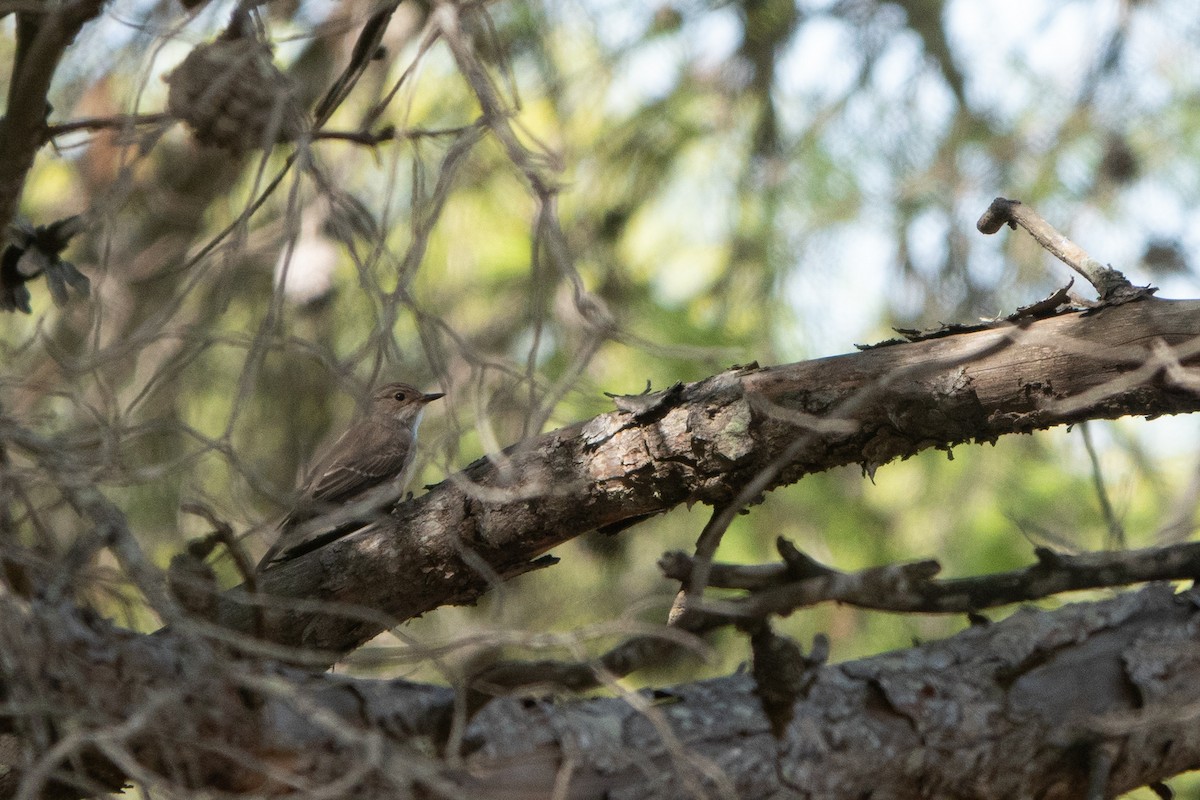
[262,420,417,571]
[302,421,415,504]
[307,446,413,504]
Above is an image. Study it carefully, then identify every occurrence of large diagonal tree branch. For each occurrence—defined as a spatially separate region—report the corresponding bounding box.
[220,298,1200,656]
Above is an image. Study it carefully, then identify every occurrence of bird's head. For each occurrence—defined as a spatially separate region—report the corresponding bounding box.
[372,382,444,427]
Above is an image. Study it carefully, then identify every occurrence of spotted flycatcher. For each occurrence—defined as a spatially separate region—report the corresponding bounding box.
[257,382,444,569]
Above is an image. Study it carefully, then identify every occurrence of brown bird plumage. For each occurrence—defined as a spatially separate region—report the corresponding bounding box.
[257,382,443,570]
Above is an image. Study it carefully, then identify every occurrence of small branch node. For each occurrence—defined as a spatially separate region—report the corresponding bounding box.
[1033,546,1066,568]
[776,538,834,580]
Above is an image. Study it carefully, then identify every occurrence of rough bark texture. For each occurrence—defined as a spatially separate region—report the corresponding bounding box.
[222,298,1200,655]
[463,586,1200,799]
[8,585,1200,799]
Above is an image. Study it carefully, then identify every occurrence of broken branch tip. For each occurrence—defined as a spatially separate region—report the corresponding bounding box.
[976,197,1021,235]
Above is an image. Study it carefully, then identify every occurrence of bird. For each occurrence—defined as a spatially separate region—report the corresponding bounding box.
[257,381,444,570]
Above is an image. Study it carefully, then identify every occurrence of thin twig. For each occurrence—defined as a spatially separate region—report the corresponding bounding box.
[1080,422,1126,549]
[684,504,734,600]
[465,624,710,699]
[308,125,474,146]
[976,197,1154,302]
[311,4,399,125]
[45,113,173,137]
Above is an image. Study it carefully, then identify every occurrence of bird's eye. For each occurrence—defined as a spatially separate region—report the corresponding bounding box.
[394,391,407,401]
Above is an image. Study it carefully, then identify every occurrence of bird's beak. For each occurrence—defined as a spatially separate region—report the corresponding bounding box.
[422,392,445,404]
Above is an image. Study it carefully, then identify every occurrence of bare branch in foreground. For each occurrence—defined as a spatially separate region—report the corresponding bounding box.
[8,584,1200,798]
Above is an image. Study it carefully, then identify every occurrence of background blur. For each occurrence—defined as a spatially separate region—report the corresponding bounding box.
[3,4,1200,792]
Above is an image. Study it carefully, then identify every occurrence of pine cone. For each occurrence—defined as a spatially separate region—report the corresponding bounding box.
[165,31,307,152]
